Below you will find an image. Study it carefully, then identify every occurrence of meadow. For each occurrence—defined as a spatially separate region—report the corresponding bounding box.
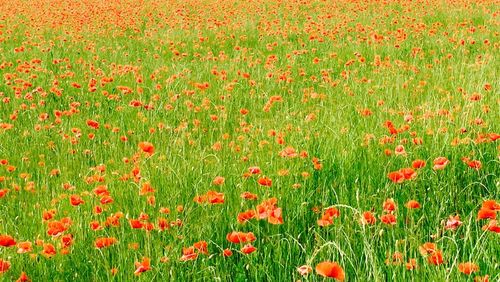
[0,0,499,281]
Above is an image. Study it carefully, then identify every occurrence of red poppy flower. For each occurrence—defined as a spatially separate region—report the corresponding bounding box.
[86,120,99,129]
[433,157,449,170]
[412,159,426,169]
[482,220,500,233]
[466,160,482,170]
[16,271,30,282]
[237,210,257,223]
[315,261,345,281]
[248,166,261,174]
[380,214,396,225]
[134,257,151,275]
[361,211,377,225]
[0,259,10,273]
[241,244,256,254]
[222,248,233,257]
[226,231,256,244]
[138,142,155,155]
[388,171,405,183]
[400,168,417,180]
[70,195,84,206]
[444,215,462,230]
[180,246,198,261]
[258,177,272,187]
[477,208,496,220]
[0,235,16,247]
[42,243,57,258]
[383,198,397,212]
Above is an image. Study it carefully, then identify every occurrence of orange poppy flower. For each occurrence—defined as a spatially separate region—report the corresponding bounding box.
[312,157,322,170]
[93,185,109,196]
[95,237,118,249]
[419,242,437,255]
[139,182,155,195]
[279,147,298,158]
[458,262,479,275]
[17,241,32,254]
[405,200,421,209]
[206,190,225,204]
[100,195,114,205]
[134,257,151,275]
[0,189,8,198]
[61,234,73,248]
[473,275,489,282]
[193,240,208,255]
[477,208,496,220]
[212,176,225,185]
[317,207,340,227]
[317,217,334,227]
[383,198,397,212]
[193,195,206,204]
[361,211,377,225]
[406,258,418,270]
[237,210,257,223]
[180,246,198,261]
[226,231,256,244]
[268,207,284,225]
[482,200,499,211]
[47,220,68,237]
[42,243,57,258]
[315,261,345,281]
[427,250,444,265]
[240,191,258,200]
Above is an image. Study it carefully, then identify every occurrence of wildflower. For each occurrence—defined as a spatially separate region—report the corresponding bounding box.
[433,157,449,170]
[458,262,479,275]
[315,261,345,281]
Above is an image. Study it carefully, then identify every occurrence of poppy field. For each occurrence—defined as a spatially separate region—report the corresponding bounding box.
[0,0,499,281]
